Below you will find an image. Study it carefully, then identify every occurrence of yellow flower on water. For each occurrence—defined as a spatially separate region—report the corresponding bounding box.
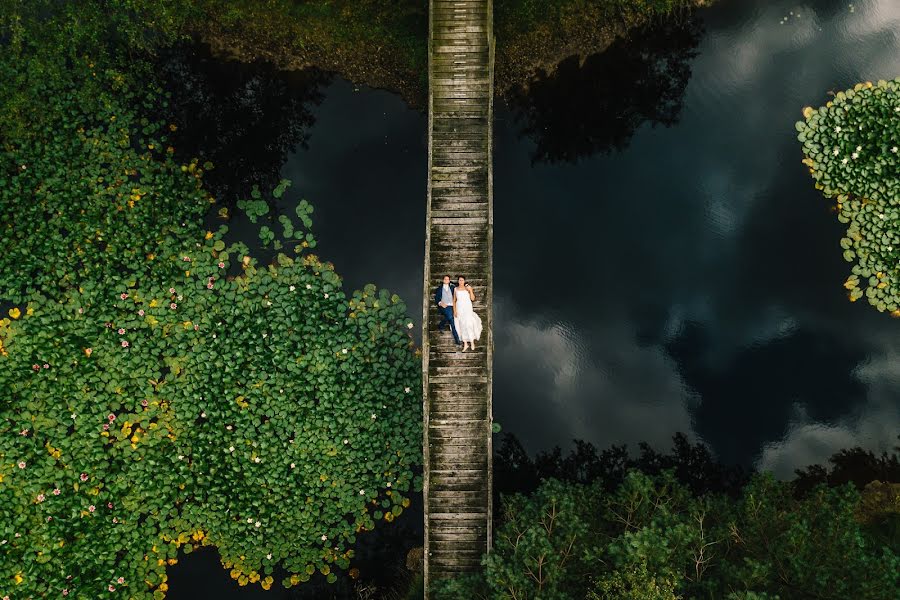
[205,231,214,240]
[8,307,20,319]
[26,306,33,316]
[14,572,23,584]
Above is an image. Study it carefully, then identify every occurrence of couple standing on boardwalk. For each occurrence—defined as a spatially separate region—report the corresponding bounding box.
[433,275,483,350]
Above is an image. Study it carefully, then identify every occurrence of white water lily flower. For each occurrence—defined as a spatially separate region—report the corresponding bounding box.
[289,285,295,291]
[371,413,377,420]
[342,348,348,354]
[321,534,327,541]
[892,147,898,153]
[404,387,411,393]
[832,148,839,156]
[359,489,365,495]
[255,521,261,528]
[856,145,862,152]
[835,126,842,133]
[266,553,272,560]
[306,284,312,289]
[254,456,261,463]
[228,446,235,452]
[851,152,859,159]
[247,517,253,523]
[841,157,849,165]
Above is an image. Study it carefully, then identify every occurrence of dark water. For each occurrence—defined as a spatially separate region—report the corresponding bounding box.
[160,0,900,596]
[275,0,899,476]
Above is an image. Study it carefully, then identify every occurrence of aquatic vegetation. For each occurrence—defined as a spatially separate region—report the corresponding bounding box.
[0,9,422,597]
[796,79,900,313]
[0,240,421,596]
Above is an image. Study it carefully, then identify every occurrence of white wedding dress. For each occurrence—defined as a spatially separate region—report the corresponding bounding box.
[454,287,483,342]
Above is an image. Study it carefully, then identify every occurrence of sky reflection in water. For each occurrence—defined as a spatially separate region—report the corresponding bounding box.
[170,0,900,478]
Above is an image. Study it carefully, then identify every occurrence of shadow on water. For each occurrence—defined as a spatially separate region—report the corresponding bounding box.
[155,40,332,203]
[503,14,703,164]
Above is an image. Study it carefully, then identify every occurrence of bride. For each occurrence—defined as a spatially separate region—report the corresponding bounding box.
[453,275,483,351]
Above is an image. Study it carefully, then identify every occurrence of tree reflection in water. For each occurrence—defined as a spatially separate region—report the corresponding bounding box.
[505,15,703,164]
[155,41,332,203]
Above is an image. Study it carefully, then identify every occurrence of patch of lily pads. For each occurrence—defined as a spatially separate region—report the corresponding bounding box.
[0,49,422,599]
[796,78,900,313]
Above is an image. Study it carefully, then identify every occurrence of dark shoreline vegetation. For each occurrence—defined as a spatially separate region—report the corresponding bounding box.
[1,1,899,599]
[434,433,900,600]
[196,0,712,106]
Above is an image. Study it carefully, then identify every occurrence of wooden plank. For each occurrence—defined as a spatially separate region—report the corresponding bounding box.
[424,0,494,594]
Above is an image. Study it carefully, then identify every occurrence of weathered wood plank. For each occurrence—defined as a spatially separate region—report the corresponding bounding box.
[424,0,494,595]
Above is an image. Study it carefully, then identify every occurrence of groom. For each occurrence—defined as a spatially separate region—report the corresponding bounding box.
[434,275,461,345]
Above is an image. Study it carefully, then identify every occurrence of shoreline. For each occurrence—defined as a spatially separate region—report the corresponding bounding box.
[193,0,715,108]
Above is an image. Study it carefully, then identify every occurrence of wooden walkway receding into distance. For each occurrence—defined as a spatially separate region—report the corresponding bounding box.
[421,0,494,593]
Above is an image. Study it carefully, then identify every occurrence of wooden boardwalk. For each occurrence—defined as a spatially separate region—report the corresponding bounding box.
[421,0,494,593]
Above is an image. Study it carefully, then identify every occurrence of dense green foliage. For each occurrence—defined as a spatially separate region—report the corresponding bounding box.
[796,78,900,313]
[0,61,211,303]
[433,472,899,599]
[0,2,423,597]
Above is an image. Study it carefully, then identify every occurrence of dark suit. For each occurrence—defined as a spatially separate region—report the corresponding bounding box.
[434,283,461,344]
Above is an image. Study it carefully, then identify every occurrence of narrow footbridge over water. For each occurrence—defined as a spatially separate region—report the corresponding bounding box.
[421,0,495,593]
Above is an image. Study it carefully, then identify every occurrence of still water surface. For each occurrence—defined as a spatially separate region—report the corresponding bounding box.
[276,0,900,474]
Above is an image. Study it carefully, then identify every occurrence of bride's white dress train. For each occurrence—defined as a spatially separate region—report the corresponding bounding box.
[454,288,482,342]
